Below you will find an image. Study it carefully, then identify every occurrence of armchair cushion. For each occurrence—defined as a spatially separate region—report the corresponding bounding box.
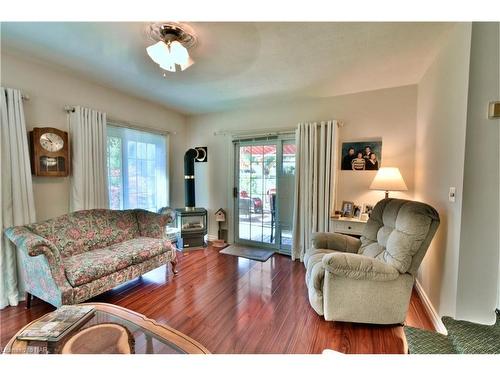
[322,252,400,281]
[311,232,361,253]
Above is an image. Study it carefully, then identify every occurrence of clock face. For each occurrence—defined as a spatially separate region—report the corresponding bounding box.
[40,132,64,152]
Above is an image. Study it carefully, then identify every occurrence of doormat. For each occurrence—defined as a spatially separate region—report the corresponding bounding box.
[220,244,275,262]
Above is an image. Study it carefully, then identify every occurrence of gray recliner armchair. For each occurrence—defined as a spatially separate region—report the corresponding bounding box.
[304,198,440,325]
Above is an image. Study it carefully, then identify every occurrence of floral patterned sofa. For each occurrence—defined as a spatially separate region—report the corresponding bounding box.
[5,209,176,307]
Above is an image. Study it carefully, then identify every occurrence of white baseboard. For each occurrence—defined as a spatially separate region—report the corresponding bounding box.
[414,279,447,334]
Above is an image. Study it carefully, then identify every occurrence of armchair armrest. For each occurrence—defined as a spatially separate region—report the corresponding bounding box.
[135,209,172,238]
[322,252,400,281]
[311,232,361,253]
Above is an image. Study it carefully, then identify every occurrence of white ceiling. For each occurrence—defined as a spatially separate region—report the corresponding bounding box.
[0,22,454,115]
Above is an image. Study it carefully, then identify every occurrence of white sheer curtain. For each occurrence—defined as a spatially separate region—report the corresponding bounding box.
[292,121,339,261]
[69,106,109,211]
[0,87,36,309]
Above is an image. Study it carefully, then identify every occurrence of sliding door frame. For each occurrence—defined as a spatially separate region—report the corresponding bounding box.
[233,134,295,254]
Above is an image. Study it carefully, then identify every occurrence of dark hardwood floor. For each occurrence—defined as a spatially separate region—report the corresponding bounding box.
[0,245,434,354]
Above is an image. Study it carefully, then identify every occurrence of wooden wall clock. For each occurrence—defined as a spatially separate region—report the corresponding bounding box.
[29,127,70,177]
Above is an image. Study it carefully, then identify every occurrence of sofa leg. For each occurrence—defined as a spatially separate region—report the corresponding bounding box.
[25,292,32,309]
[170,259,179,275]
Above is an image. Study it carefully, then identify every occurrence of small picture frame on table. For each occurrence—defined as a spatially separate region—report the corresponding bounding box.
[353,204,362,219]
[361,203,374,221]
[341,201,354,217]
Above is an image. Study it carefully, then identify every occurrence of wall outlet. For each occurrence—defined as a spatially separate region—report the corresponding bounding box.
[449,187,456,202]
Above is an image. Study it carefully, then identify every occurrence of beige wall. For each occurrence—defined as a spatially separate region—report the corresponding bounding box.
[1,52,188,221]
[456,22,500,324]
[415,23,472,319]
[187,85,417,239]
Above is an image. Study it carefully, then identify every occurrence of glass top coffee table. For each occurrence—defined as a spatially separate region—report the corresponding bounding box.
[3,303,210,354]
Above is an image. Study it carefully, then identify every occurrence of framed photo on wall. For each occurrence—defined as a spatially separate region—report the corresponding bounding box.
[341,139,382,171]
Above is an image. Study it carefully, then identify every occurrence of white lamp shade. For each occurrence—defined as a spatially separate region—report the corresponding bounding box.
[369,167,408,192]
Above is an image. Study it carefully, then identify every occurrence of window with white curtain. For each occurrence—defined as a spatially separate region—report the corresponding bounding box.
[106,124,168,212]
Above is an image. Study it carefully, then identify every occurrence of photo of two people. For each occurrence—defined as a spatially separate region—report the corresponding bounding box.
[341,140,382,171]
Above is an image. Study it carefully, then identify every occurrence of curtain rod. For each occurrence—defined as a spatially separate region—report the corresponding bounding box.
[64,105,174,135]
[214,127,296,137]
[214,121,345,137]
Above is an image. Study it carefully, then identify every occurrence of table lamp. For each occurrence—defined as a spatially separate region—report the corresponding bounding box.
[369,167,407,199]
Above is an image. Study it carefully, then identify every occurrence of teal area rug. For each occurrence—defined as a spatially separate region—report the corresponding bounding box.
[404,310,500,354]
[220,244,275,262]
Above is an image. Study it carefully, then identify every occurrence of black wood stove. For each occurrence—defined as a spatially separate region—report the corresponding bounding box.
[175,207,207,249]
[176,148,208,250]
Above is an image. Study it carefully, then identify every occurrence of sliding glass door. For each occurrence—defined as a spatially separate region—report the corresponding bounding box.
[234,136,296,254]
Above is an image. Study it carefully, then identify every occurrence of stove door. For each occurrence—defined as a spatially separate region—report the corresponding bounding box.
[180,214,206,232]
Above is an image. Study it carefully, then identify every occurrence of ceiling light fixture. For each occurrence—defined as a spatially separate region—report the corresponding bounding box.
[146,22,197,73]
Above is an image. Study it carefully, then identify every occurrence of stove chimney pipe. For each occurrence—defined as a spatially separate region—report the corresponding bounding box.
[184,148,198,210]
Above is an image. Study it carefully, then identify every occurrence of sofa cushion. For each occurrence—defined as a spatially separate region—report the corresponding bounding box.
[63,237,171,287]
[28,209,140,257]
[358,199,435,274]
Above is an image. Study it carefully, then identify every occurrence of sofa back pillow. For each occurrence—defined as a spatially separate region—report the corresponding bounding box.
[27,209,140,257]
